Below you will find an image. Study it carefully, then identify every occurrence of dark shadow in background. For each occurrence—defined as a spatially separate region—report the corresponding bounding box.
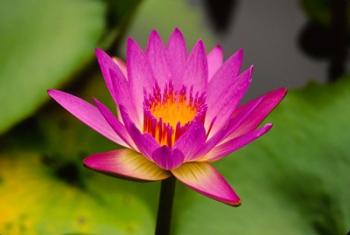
[298,21,333,60]
[329,0,348,81]
[203,0,238,34]
[298,0,348,82]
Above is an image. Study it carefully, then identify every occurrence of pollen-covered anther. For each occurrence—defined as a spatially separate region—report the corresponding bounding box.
[143,83,206,146]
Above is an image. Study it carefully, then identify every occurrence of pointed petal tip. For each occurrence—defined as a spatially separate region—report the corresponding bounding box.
[190,39,206,57]
[47,89,54,95]
[95,47,103,54]
[126,37,134,48]
[216,188,241,207]
[47,89,63,99]
[279,87,288,96]
[172,27,184,36]
[196,39,205,49]
[95,48,108,59]
[263,123,273,132]
[235,48,244,60]
[83,155,95,168]
[247,65,254,81]
[215,44,223,50]
[237,65,254,84]
[210,44,223,56]
[169,28,186,47]
[265,122,273,128]
[148,30,163,43]
[95,48,114,69]
[83,154,104,170]
[149,29,161,38]
[227,198,241,207]
[147,29,165,51]
[266,87,288,102]
[127,37,138,48]
[173,27,181,32]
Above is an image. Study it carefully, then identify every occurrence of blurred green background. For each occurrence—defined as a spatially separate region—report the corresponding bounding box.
[0,0,349,234]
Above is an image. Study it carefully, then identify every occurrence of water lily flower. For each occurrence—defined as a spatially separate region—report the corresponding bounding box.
[48,29,286,206]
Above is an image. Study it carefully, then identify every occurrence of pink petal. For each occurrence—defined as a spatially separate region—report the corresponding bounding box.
[174,121,207,161]
[171,162,240,206]
[193,88,286,160]
[119,106,159,160]
[96,48,117,102]
[146,30,171,90]
[206,65,253,138]
[207,45,224,81]
[96,49,139,125]
[223,88,287,141]
[191,122,232,161]
[84,149,170,181]
[127,38,156,124]
[181,40,208,93]
[151,146,185,170]
[167,28,187,89]
[93,99,136,149]
[201,124,273,162]
[112,57,127,79]
[48,89,124,145]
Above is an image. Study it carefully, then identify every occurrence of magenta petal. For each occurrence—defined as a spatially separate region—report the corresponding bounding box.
[48,89,125,145]
[83,149,170,181]
[201,124,273,162]
[207,45,224,81]
[224,88,287,141]
[172,162,240,206]
[146,30,171,90]
[109,68,140,126]
[112,57,127,79]
[119,106,159,160]
[181,40,208,93]
[192,122,232,161]
[127,38,156,123]
[96,49,128,103]
[95,49,139,125]
[167,28,187,89]
[206,65,253,138]
[151,146,185,170]
[93,99,136,149]
[194,88,285,160]
[96,48,118,102]
[174,121,206,161]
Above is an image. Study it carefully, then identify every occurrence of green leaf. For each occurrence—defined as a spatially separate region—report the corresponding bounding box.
[172,78,350,234]
[300,0,331,26]
[300,0,350,27]
[0,151,156,235]
[0,0,105,134]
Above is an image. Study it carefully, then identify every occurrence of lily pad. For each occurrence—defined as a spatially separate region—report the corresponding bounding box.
[0,0,105,134]
[172,78,350,234]
[0,151,155,235]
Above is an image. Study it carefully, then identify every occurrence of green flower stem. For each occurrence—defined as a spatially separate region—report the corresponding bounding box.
[155,176,176,235]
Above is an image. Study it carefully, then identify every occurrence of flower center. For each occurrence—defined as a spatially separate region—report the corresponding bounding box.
[143,83,206,147]
[151,95,197,128]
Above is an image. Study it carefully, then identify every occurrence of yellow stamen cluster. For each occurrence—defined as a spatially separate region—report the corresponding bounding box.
[150,98,197,130]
